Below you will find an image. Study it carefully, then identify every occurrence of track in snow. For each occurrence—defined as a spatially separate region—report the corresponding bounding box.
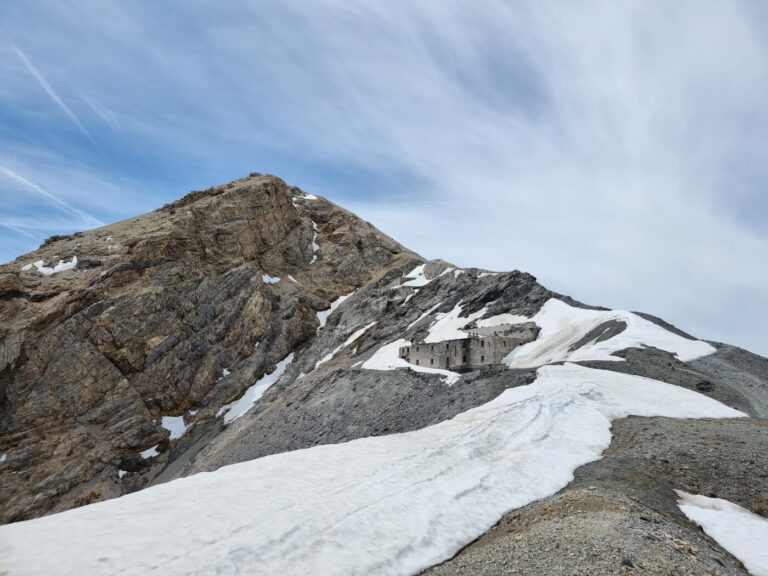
[0,364,744,576]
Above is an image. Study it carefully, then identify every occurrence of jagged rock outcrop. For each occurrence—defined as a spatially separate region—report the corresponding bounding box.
[0,174,416,522]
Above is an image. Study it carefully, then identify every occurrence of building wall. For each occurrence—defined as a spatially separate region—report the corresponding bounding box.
[398,323,540,371]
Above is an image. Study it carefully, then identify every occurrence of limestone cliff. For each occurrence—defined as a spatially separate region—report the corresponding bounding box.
[0,174,415,522]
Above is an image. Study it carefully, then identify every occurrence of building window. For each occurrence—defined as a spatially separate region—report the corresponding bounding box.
[481,340,484,347]
[416,346,420,352]
[481,355,485,362]
[416,360,420,365]
[463,356,466,362]
[430,358,434,365]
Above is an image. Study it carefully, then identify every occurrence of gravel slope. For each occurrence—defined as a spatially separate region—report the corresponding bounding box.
[424,416,768,575]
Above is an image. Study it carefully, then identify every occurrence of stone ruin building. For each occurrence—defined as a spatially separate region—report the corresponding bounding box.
[399,322,540,372]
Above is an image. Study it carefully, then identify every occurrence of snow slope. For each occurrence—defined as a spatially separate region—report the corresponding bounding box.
[0,364,743,576]
[676,491,768,576]
[501,298,715,367]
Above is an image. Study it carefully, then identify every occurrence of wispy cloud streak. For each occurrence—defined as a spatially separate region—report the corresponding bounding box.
[9,41,94,142]
[0,222,36,239]
[0,165,103,227]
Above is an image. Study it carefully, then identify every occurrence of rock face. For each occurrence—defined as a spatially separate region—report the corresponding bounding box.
[1,172,766,576]
[0,174,415,522]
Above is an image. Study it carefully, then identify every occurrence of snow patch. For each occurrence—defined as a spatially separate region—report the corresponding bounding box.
[310,221,320,264]
[407,303,443,330]
[262,274,280,284]
[22,255,78,276]
[222,368,231,377]
[401,264,429,287]
[477,271,498,278]
[0,364,744,576]
[677,491,768,576]
[140,445,159,459]
[217,353,294,424]
[362,338,460,385]
[316,291,354,328]
[303,193,318,200]
[424,303,487,343]
[0,453,6,463]
[160,416,187,440]
[118,470,127,479]
[288,275,299,284]
[476,312,529,328]
[316,322,376,368]
[503,298,716,368]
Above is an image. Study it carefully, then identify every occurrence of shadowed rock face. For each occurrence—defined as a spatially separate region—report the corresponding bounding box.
[0,174,415,522]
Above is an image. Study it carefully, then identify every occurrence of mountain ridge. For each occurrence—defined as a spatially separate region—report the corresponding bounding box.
[1,173,766,575]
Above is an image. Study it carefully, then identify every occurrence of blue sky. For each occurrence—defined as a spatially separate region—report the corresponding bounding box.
[1,1,767,356]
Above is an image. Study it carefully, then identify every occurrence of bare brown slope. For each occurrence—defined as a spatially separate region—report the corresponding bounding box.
[0,173,417,523]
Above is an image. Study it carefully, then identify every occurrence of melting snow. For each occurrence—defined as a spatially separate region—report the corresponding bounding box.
[316,291,354,328]
[476,312,529,327]
[21,255,78,276]
[217,353,294,424]
[160,416,187,440]
[676,491,768,576]
[407,303,444,330]
[401,264,429,287]
[262,274,280,284]
[317,322,377,368]
[0,364,744,576]
[310,221,319,264]
[139,445,159,459]
[362,338,460,385]
[503,298,716,368]
[423,303,487,343]
[303,193,318,200]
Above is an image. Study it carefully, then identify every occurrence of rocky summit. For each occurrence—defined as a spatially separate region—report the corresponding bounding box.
[1,174,767,576]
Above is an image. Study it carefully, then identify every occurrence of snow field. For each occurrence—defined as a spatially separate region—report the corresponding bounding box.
[502,298,716,367]
[676,491,768,576]
[0,364,744,576]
